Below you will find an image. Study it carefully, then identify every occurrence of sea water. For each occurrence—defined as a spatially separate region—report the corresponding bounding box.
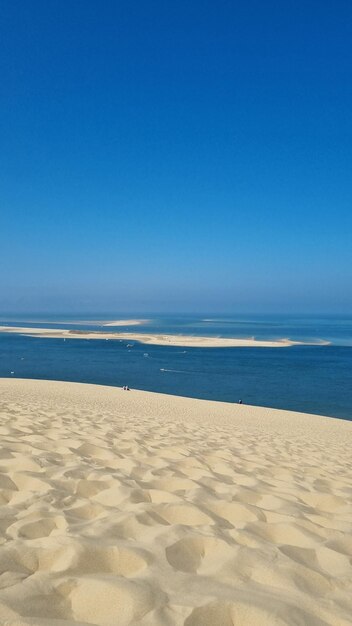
[0,314,351,420]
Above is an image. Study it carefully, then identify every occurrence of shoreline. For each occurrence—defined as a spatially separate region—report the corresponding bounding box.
[1,376,347,422]
[0,325,322,347]
[0,378,351,625]
[0,376,346,424]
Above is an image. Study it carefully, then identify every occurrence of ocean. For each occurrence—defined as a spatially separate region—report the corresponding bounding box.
[0,314,351,420]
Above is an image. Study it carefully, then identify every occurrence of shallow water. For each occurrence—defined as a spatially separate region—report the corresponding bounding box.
[0,314,351,419]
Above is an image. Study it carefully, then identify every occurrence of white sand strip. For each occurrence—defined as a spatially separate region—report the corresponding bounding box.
[0,326,310,347]
[102,319,150,326]
[0,378,351,625]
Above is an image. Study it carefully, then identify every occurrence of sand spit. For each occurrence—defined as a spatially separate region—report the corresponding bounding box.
[0,378,351,626]
[0,326,308,347]
[100,333,302,347]
[0,320,148,327]
[102,319,150,327]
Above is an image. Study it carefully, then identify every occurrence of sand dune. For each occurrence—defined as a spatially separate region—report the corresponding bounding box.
[0,326,307,347]
[0,378,351,625]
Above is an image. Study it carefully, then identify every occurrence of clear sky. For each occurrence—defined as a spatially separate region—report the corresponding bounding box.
[1,0,351,314]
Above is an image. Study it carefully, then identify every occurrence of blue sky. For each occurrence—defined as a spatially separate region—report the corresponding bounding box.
[1,0,351,313]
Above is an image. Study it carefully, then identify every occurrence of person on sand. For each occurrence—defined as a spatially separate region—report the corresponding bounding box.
[238,399,243,404]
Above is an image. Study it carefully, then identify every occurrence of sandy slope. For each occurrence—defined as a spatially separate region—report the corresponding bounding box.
[0,326,304,347]
[0,378,351,626]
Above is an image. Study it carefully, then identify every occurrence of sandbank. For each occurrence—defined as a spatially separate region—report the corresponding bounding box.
[102,319,150,327]
[0,325,307,347]
[0,378,351,625]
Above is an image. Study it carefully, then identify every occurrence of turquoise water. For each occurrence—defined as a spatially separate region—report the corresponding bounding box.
[0,314,351,419]
[2,313,352,345]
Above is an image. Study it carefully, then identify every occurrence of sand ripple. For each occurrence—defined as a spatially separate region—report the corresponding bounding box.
[0,379,351,625]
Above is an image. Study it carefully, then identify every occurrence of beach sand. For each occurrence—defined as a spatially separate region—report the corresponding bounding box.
[0,326,306,347]
[0,378,351,625]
